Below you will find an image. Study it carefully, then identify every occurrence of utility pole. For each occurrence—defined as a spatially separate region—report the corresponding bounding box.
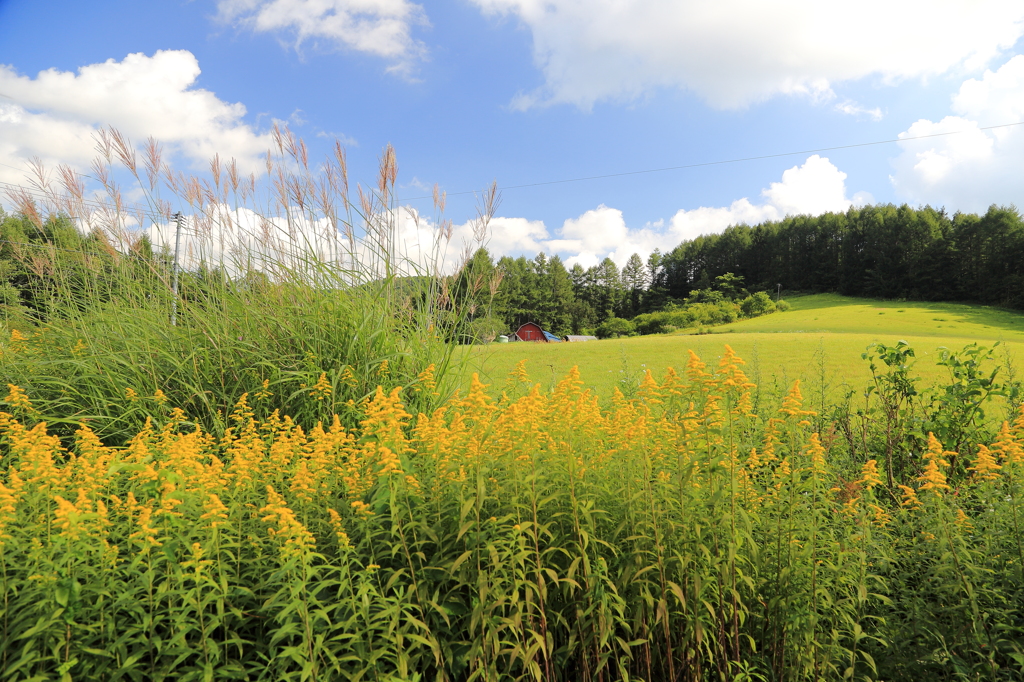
[776,283,781,302]
[171,212,183,326]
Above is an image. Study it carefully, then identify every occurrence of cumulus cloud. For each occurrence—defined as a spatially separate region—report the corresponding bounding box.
[139,204,469,280]
[470,0,1024,109]
[216,0,428,73]
[0,51,273,184]
[126,155,860,280]
[468,155,861,268]
[665,155,859,242]
[545,206,663,269]
[890,55,1024,212]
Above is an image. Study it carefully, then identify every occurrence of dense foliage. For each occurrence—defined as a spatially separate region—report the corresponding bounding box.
[449,203,1024,338]
[453,251,782,338]
[660,203,1024,308]
[1,346,1023,681]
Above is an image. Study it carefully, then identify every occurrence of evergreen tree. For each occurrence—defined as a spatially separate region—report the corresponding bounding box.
[546,255,575,334]
[620,253,647,318]
[596,257,622,320]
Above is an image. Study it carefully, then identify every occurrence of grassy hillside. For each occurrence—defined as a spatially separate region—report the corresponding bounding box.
[469,294,1024,407]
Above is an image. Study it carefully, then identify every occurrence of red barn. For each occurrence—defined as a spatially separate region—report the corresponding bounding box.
[511,322,548,342]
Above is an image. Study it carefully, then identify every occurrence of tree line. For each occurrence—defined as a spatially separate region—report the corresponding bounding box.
[6,203,1024,339]
[452,203,1024,337]
[661,203,1024,308]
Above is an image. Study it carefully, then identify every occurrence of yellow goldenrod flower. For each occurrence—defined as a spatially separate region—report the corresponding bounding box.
[350,500,373,517]
[868,502,890,527]
[990,422,1024,466]
[637,369,663,406]
[8,329,27,353]
[970,444,1001,482]
[685,350,711,384]
[510,359,530,385]
[0,475,23,546]
[327,508,350,548]
[181,541,213,576]
[260,486,315,559]
[308,372,332,401]
[152,389,169,406]
[660,366,683,398]
[290,460,317,504]
[779,380,816,424]
[413,364,438,396]
[860,459,884,490]
[254,379,273,400]
[918,459,950,494]
[53,495,81,541]
[339,365,358,388]
[200,493,230,529]
[125,387,139,402]
[806,432,826,471]
[923,432,953,468]
[4,384,33,412]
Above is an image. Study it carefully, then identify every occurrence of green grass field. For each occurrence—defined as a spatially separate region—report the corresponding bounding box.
[468,294,1024,405]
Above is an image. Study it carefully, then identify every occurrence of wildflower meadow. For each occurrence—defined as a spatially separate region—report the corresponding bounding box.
[1,344,1023,681]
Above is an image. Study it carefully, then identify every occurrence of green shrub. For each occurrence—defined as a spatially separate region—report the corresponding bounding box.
[739,290,777,317]
[595,316,635,338]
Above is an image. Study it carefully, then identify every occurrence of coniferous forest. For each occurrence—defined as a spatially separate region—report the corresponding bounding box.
[452,203,1024,338]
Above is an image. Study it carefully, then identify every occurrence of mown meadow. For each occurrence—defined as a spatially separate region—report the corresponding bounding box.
[471,294,1024,404]
[3,132,1024,681]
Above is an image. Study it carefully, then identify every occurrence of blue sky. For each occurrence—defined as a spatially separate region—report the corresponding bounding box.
[1,0,1023,269]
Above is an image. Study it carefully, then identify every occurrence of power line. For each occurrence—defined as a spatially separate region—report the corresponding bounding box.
[2,118,1022,214]
[0,180,168,221]
[401,120,1024,201]
[0,238,167,259]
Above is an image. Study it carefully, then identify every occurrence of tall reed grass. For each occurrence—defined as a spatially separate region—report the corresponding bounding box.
[1,127,499,443]
[1,347,1022,681]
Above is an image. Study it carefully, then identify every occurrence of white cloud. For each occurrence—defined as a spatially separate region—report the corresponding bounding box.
[127,156,858,279]
[0,51,273,184]
[890,55,1024,211]
[216,0,427,74]
[461,155,858,268]
[389,210,549,274]
[141,204,469,279]
[834,100,883,121]
[546,205,663,269]
[669,155,854,242]
[470,0,1024,109]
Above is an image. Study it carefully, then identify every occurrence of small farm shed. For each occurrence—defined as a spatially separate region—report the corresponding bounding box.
[565,335,598,342]
[511,322,561,342]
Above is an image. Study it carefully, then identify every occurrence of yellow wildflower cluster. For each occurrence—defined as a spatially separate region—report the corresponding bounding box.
[413,364,438,396]
[0,345,1022,615]
[8,329,28,354]
[254,379,273,401]
[338,365,358,388]
[779,380,817,426]
[918,433,953,495]
[4,384,33,412]
[307,372,332,401]
[260,486,315,559]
